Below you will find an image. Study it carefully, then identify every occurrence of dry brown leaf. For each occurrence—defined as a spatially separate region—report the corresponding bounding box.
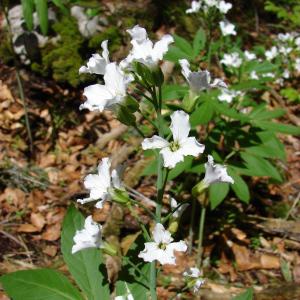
[260,254,280,269]
[0,291,10,300]
[18,224,39,233]
[30,212,46,231]
[42,223,61,241]
[43,245,58,257]
[120,232,141,255]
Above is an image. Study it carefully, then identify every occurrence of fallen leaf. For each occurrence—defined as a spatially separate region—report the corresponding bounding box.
[18,224,39,233]
[260,254,280,269]
[42,223,61,241]
[30,212,45,231]
[43,245,58,257]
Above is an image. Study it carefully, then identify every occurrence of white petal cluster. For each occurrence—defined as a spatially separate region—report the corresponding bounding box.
[244,50,256,61]
[179,59,227,93]
[71,6,99,38]
[121,25,174,69]
[138,223,187,265]
[283,69,290,79]
[186,0,232,14]
[203,155,234,186]
[142,111,205,168]
[221,52,242,68]
[170,197,189,218]
[72,216,102,254]
[218,89,241,103]
[250,71,259,80]
[295,58,300,73]
[77,157,122,208]
[80,62,133,112]
[79,40,109,75]
[183,267,205,293]
[265,46,278,61]
[219,21,236,36]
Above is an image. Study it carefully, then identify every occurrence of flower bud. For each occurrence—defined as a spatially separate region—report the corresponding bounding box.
[102,241,118,256]
[182,90,198,112]
[192,180,208,198]
[168,219,179,234]
[109,188,130,205]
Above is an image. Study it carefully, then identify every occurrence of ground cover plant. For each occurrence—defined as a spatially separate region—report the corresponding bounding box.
[0,1,300,299]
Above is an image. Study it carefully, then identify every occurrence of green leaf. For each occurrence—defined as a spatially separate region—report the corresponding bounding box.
[21,0,34,31]
[161,84,188,100]
[168,156,193,180]
[116,235,150,299]
[248,105,286,120]
[34,0,48,35]
[164,45,193,62]
[232,288,254,300]
[51,0,69,14]
[190,100,214,126]
[193,28,206,56]
[209,183,229,210]
[254,120,300,135]
[240,152,282,181]
[173,34,194,57]
[0,269,83,300]
[61,205,110,300]
[214,102,250,122]
[228,168,250,203]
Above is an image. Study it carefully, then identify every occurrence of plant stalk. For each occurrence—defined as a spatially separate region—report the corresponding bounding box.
[197,205,207,268]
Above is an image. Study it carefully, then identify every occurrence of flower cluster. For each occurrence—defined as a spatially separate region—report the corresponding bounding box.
[186,0,232,15]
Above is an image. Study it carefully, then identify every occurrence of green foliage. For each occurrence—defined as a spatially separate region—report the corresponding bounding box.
[61,205,110,300]
[265,0,300,27]
[0,269,83,300]
[280,87,300,102]
[34,0,48,35]
[21,0,34,31]
[232,288,254,300]
[33,17,84,86]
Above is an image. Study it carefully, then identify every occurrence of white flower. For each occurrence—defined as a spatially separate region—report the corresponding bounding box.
[179,59,227,93]
[217,1,232,14]
[71,6,99,38]
[79,40,109,74]
[279,46,292,56]
[295,37,300,49]
[72,216,102,254]
[244,50,256,61]
[220,52,242,68]
[142,110,205,168]
[183,267,205,293]
[277,33,293,42]
[295,58,300,72]
[283,69,290,79]
[250,71,259,80]
[138,223,187,265]
[170,197,189,218]
[203,155,234,186]
[80,62,132,112]
[186,1,202,14]
[121,25,173,68]
[219,21,236,36]
[261,72,275,78]
[205,0,218,7]
[77,157,122,208]
[265,46,278,60]
[218,89,241,103]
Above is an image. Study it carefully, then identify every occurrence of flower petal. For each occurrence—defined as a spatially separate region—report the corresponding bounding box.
[179,59,191,82]
[127,25,148,43]
[81,84,113,111]
[179,137,205,157]
[152,34,174,62]
[170,110,191,141]
[142,135,169,150]
[160,147,185,169]
[152,223,173,244]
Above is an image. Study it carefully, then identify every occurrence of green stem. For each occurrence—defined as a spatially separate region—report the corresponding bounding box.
[123,257,150,285]
[197,205,207,268]
[133,124,145,138]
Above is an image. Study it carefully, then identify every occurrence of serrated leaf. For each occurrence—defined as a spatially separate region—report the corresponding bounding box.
[240,152,282,181]
[209,183,229,210]
[21,0,34,31]
[190,100,214,126]
[34,0,48,35]
[173,34,194,56]
[254,120,300,135]
[61,205,110,300]
[164,45,193,62]
[193,28,206,56]
[0,269,83,300]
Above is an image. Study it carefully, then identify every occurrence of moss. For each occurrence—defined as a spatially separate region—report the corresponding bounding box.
[32,16,85,87]
[88,26,122,53]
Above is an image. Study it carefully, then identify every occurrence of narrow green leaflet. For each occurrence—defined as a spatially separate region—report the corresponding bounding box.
[21,0,34,31]
[34,0,48,35]
[228,167,250,203]
[209,183,229,210]
[193,28,206,56]
[240,152,282,181]
[232,288,254,300]
[61,205,110,300]
[190,100,214,126]
[173,34,194,57]
[0,269,83,300]
[253,120,300,135]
